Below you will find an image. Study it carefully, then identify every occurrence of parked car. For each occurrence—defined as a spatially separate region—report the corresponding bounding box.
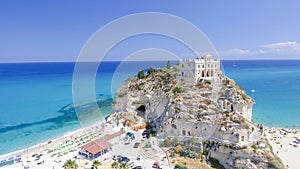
[133,142,140,148]
[113,155,123,161]
[132,166,143,169]
[152,162,161,169]
[118,157,130,163]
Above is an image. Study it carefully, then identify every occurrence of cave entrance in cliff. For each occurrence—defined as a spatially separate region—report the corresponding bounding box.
[136,105,146,117]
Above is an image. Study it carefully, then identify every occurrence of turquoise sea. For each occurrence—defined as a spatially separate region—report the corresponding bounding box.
[0,60,299,155]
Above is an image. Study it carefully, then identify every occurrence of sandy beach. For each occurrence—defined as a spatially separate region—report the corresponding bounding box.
[0,114,172,169]
[0,120,118,169]
[265,127,300,169]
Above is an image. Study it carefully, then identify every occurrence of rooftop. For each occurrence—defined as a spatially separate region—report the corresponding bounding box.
[80,130,125,155]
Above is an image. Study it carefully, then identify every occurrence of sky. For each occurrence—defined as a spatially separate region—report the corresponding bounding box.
[0,0,300,62]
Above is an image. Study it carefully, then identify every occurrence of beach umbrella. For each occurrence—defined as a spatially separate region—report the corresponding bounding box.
[15,157,21,161]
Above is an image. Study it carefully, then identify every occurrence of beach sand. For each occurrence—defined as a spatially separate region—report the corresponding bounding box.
[265,127,300,169]
[0,120,119,169]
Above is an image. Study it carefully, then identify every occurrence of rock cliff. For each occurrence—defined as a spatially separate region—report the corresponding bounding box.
[112,64,284,169]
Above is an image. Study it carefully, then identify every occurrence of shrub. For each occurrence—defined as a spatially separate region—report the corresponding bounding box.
[240,145,247,150]
[228,144,235,149]
[160,138,171,147]
[223,110,230,117]
[266,154,285,169]
[251,145,258,150]
[137,70,145,79]
[202,149,209,156]
[208,157,226,169]
[173,86,183,94]
[175,164,188,169]
[147,67,155,75]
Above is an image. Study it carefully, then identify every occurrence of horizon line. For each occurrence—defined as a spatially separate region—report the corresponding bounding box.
[1,58,300,63]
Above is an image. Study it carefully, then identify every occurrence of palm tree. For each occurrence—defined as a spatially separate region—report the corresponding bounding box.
[120,162,130,169]
[111,161,119,169]
[92,160,101,169]
[63,159,78,169]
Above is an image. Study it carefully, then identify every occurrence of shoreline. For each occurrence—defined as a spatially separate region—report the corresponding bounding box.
[0,119,107,164]
[0,127,84,159]
[1,124,299,157]
[1,116,300,168]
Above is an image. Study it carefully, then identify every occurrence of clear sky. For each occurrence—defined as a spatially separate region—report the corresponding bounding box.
[0,0,300,62]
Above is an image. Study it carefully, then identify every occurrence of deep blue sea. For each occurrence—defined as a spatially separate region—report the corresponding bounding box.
[0,60,299,155]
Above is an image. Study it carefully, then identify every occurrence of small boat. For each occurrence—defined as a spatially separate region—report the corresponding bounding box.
[251,89,256,93]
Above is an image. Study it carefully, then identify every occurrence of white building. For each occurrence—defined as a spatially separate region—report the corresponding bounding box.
[177,55,221,83]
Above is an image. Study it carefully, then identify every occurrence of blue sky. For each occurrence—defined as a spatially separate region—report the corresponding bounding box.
[0,0,300,62]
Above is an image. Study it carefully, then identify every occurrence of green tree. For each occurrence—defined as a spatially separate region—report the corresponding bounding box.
[111,161,119,169]
[167,60,171,69]
[63,159,78,169]
[92,160,101,169]
[137,70,145,79]
[147,67,155,75]
[120,162,130,169]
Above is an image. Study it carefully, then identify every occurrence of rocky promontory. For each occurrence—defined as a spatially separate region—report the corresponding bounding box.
[111,63,284,169]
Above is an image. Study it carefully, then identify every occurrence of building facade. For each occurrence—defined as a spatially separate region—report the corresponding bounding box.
[177,55,221,83]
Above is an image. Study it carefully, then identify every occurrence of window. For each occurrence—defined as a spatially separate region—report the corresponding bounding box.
[181,72,184,76]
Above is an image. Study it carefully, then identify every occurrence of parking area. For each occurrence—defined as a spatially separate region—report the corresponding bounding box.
[104,129,169,169]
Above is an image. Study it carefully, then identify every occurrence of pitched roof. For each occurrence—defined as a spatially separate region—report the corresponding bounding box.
[80,131,124,155]
[80,140,112,155]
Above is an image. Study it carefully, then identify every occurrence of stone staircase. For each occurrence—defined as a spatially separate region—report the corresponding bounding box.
[139,138,169,167]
